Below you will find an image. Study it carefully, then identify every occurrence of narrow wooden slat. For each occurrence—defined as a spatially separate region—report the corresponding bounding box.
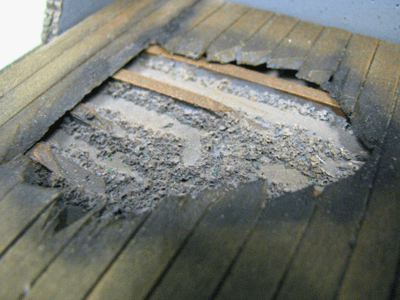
[274,155,378,299]
[0,156,30,201]
[215,186,315,300]
[322,34,379,117]
[267,21,324,70]
[352,41,400,148]
[113,69,232,111]
[148,181,268,300]
[164,0,225,52]
[171,2,250,59]
[0,203,102,300]
[338,85,400,300]
[206,8,274,63]
[0,0,197,164]
[25,214,149,300]
[0,183,59,256]
[0,0,165,127]
[0,0,142,97]
[87,189,225,300]
[236,14,299,66]
[296,26,352,85]
[147,46,343,114]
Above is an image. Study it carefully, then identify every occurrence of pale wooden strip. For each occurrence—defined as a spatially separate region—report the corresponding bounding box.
[113,69,232,111]
[0,0,142,97]
[147,46,343,115]
[0,0,164,127]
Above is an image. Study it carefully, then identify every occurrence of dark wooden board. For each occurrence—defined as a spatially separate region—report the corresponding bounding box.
[0,0,198,164]
[0,156,30,201]
[338,85,400,300]
[169,2,250,59]
[0,0,165,127]
[351,41,400,149]
[0,0,139,97]
[25,213,149,300]
[147,181,268,300]
[164,0,225,52]
[87,189,225,300]
[0,183,59,256]
[214,186,315,300]
[206,8,274,63]
[267,21,324,70]
[322,34,379,117]
[296,26,352,85]
[236,14,299,66]
[274,154,379,299]
[0,203,100,300]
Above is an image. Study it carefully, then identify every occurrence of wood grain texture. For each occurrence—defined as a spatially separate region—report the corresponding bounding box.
[338,85,400,300]
[215,187,315,300]
[0,0,138,97]
[0,156,30,201]
[322,34,379,117]
[87,189,225,300]
[170,2,250,59]
[0,183,59,256]
[236,14,298,65]
[0,0,197,164]
[351,41,400,148]
[206,8,274,63]
[267,21,324,70]
[296,26,352,85]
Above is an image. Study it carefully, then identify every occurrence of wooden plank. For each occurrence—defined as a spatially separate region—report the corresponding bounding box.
[170,2,251,59]
[214,186,315,300]
[352,41,400,149]
[0,0,147,98]
[0,0,165,128]
[0,202,103,300]
[296,26,352,85]
[0,183,59,256]
[164,0,225,52]
[0,156,30,201]
[0,0,198,164]
[86,189,225,300]
[113,69,232,111]
[236,14,299,66]
[338,85,400,300]
[322,34,379,117]
[206,8,274,63]
[147,46,343,114]
[25,213,149,300]
[267,21,324,70]
[274,154,379,299]
[147,180,268,300]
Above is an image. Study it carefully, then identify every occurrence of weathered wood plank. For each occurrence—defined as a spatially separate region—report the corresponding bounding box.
[0,183,59,256]
[0,156,30,201]
[352,41,400,148]
[338,85,400,300]
[296,26,352,85]
[322,34,379,117]
[267,21,324,70]
[0,0,139,97]
[274,155,379,299]
[0,0,165,127]
[147,180,268,300]
[206,8,274,63]
[0,0,198,164]
[164,0,225,52]
[0,203,102,300]
[214,186,315,300]
[86,189,225,300]
[236,14,299,65]
[25,213,149,300]
[170,2,250,59]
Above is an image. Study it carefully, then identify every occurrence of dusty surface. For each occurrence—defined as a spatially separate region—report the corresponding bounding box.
[32,53,368,218]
